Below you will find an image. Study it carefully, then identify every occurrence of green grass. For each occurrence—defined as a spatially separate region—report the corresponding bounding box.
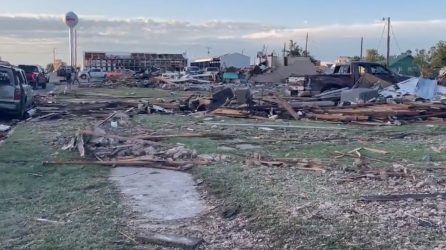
[136,114,446,250]
[69,87,203,99]
[0,123,134,249]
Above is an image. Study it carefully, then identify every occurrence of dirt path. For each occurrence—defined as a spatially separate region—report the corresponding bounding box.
[111,167,204,221]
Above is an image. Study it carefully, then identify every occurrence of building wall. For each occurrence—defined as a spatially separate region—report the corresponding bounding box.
[264,56,312,69]
[219,53,250,68]
[82,51,187,71]
[335,57,352,63]
[389,57,419,76]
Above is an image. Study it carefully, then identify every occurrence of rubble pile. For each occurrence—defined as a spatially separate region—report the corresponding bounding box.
[45,122,230,171]
[31,70,446,126]
[79,78,153,88]
[31,85,446,126]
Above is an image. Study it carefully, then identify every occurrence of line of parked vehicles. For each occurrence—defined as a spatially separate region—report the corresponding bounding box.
[0,64,42,119]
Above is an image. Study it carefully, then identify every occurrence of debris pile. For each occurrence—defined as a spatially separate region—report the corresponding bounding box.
[80,78,153,88]
[31,73,446,126]
[45,125,231,171]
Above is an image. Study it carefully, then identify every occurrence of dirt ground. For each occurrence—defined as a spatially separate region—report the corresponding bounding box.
[136,114,446,250]
[2,87,446,249]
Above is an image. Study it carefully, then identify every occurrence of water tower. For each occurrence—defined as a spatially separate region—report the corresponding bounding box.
[63,11,79,68]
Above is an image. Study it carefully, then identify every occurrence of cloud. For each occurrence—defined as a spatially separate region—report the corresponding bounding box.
[0,13,446,64]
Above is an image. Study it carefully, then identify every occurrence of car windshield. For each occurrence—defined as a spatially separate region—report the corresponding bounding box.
[0,70,10,84]
[188,67,199,71]
[18,65,38,73]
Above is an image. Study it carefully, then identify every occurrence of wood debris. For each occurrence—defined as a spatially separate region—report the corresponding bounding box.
[248,152,326,172]
[54,124,223,171]
[32,83,446,126]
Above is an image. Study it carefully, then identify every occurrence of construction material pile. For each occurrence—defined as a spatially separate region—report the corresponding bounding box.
[45,123,230,171]
[31,82,446,126]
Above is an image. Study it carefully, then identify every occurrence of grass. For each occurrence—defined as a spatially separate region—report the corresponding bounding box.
[136,114,446,249]
[0,123,133,249]
[69,87,204,99]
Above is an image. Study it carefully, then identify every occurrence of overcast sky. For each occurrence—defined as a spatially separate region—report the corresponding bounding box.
[0,1,445,65]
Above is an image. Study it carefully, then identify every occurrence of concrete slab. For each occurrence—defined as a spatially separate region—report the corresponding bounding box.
[111,167,204,220]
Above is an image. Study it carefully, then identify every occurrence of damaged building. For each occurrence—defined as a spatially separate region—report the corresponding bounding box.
[82,51,188,72]
[190,53,250,69]
[250,55,318,83]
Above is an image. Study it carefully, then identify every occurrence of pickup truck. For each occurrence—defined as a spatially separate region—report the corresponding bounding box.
[17,64,46,89]
[0,66,34,118]
[38,65,50,83]
[78,68,107,80]
[295,62,411,97]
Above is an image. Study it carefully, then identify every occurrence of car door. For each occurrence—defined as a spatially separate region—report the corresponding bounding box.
[0,67,15,106]
[90,68,100,78]
[19,71,33,107]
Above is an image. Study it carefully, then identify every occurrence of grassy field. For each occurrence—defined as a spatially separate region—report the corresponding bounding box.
[136,114,446,250]
[25,85,446,249]
[0,122,134,249]
[68,86,203,99]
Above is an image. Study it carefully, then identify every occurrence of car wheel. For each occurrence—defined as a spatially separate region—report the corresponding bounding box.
[41,83,47,89]
[80,74,87,79]
[14,104,25,120]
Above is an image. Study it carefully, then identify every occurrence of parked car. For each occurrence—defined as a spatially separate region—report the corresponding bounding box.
[78,68,107,79]
[182,66,200,75]
[38,66,50,83]
[0,65,34,119]
[17,64,46,89]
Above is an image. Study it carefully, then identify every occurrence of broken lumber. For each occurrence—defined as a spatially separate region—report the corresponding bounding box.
[42,160,189,171]
[136,233,204,250]
[133,132,230,140]
[80,130,173,147]
[274,93,300,120]
[42,159,209,168]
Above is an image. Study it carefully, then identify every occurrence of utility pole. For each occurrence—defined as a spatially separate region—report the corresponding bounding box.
[282,42,286,57]
[384,17,390,67]
[52,48,56,70]
[205,47,211,56]
[304,32,308,57]
[360,37,363,61]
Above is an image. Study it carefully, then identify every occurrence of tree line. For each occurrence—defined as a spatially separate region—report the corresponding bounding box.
[353,41,446,78]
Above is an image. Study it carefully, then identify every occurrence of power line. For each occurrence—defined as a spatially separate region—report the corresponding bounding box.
[377,23,386,51]
[390,23,402,54]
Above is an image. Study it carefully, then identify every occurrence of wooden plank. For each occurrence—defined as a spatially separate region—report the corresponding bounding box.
[136,233,204,250]
[274,93,300,120]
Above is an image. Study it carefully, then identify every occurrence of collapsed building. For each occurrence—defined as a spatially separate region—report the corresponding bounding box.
[190,53,251,69]
[82,51,188,72]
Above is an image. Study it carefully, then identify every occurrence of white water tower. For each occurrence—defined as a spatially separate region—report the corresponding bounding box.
[63,11,79,68]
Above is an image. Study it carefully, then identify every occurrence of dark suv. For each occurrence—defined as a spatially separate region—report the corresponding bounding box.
[17,64,46,89]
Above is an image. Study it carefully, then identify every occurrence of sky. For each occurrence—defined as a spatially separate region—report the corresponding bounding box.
[1,0,446,66]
